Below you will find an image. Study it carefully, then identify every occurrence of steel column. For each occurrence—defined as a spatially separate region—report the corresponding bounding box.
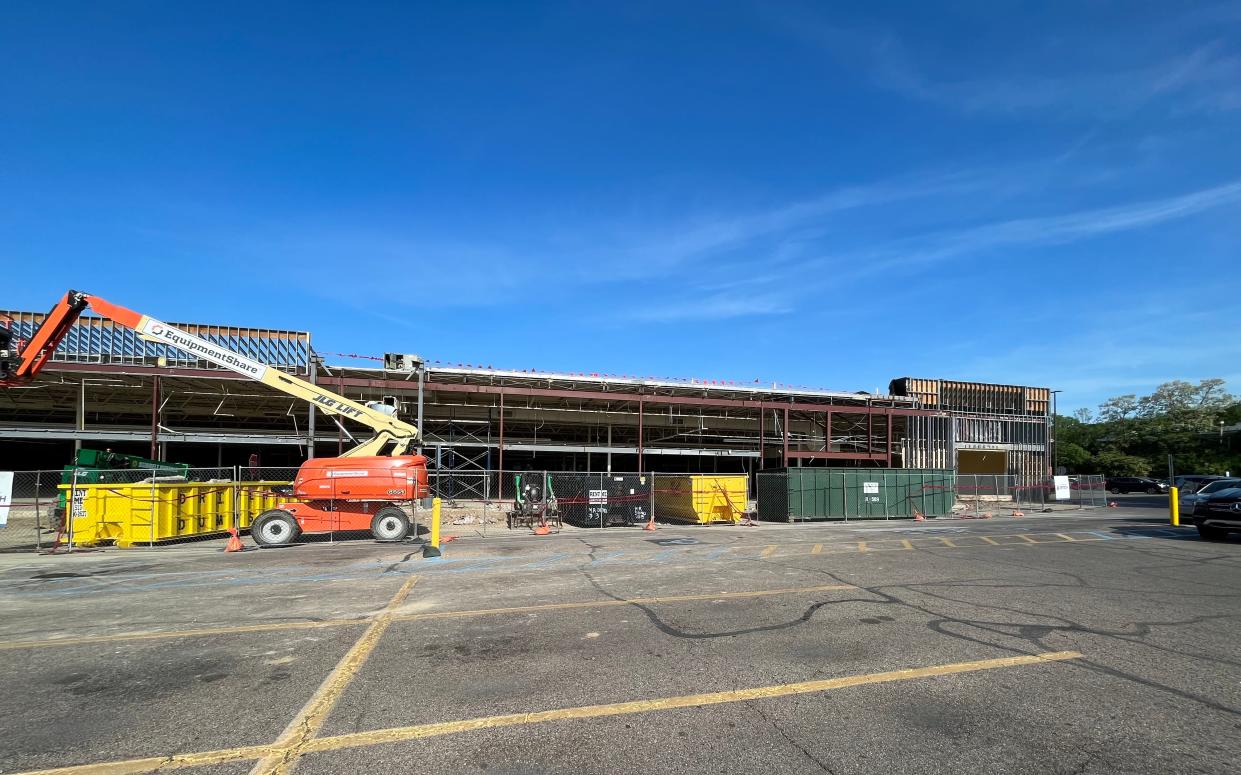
[637,397,644,474]
[887,413,893,467]
[306,357,316,460]
[498,390,505,494]
[416,366,425,454]
[150,375,160,460]
[758,408,764,470]
[782,407,789,467]
[75,378,86,453]
[867,405,873,455]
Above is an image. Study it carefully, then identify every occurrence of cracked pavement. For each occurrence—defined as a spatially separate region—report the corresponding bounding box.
[1,502,1239,774]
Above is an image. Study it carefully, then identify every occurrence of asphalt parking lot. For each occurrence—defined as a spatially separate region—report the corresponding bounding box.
[1,502,1239,774]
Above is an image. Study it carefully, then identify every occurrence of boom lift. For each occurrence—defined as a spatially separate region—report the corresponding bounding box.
[1,290,429,546]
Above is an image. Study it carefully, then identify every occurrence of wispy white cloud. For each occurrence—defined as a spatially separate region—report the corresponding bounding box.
[768,10,1241,117]
[950,305,1241,410]
[588,168,991,278]
[832,178,1241,276]
[633,177,1241,324]
[625,291,792,322]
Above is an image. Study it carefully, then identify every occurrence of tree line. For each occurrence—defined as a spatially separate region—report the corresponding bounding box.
[1054,379,1240,478]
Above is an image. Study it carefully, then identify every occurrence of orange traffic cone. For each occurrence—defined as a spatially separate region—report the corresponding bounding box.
[225,528,244,553]
[1108,501,1118,508]
[532,515,551,536]
[913,508,925,522]
[643,515,657,531]
[1011,510,1025,518]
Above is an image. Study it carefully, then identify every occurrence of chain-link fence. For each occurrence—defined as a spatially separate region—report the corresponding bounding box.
[756,470,1107,522]
[652,473,750,524]
[0,470,60,552]
[0,464,430,551]
[756,469,957,522]
[0,466,1111,551]
[952,474,1106,515]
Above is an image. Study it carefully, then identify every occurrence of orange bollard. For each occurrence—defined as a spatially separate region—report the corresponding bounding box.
[225,528,244,553]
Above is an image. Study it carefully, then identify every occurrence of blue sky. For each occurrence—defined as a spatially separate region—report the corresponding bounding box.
[3,1,1239,412]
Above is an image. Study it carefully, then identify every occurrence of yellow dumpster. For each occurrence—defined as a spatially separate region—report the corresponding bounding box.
[655,475,747,524]
[57,480,290,546]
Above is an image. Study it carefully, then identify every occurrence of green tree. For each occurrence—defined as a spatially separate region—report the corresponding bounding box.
[1057,442,1092,473]
[1098,394,1138,422]
[1058,379,1238,476]
[1094,449,1151,477]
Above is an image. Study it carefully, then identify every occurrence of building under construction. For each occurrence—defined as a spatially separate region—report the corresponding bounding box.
[0,309,1052,481]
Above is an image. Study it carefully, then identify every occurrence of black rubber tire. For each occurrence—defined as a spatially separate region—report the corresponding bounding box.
[1146,487,1158,494]
[1109,487,1121,494]
[1197,524,1228,541]
[371,507,410,542]
[252,510,300,548]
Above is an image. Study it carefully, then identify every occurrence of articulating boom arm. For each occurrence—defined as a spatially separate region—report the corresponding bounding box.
[2,290,420,456]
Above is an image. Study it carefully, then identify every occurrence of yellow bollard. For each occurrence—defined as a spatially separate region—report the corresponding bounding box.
[1169,486,1179,527]
[423,497,443,557]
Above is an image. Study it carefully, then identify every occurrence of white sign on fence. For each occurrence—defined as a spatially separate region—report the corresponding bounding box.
[863,482,879,494]
[71,488,88,517]
[0,471,12,527]
[588,489,608,505]
[1053,475,1071,501]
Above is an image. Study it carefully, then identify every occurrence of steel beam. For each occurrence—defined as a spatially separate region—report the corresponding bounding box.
[786,451,889,460]
[321,376,938,417]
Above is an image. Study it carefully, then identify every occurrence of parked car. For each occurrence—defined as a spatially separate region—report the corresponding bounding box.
[1179,479,1241,517]
[1105,477,1168,494]
[1174,475,1228,492]
[1193,488,1241,540]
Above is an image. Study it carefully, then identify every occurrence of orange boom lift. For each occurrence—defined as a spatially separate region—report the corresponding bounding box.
[0,290,429,546]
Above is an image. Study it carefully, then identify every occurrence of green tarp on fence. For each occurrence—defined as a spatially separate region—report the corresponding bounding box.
[756,468,955,521]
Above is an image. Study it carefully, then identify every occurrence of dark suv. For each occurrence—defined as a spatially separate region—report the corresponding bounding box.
[1194,488,1241,540]
[1105,477,1168,494]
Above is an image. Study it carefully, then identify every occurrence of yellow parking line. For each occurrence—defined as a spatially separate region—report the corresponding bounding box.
[760,545,777,558]
[0,619,364,652]
[301,651,1083,751]
[250,576,420,775]
[980,536,999,545]
[811,543,822,555]
[900,539,914,550]
[857,541,869,552]
[1056,533,1076,542]
[12,651,1080,775]
[1018,534,1039,544]
[938,537,957,547]
[11,744,279,775]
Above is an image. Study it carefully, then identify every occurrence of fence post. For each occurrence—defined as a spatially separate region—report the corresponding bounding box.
[149,471,157,548]
[67,467,78,551]
[842,471,849,523]
[649,471,655,525]
[232,465,240,532]
[881,470,888,520]
[33,470,42,551]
